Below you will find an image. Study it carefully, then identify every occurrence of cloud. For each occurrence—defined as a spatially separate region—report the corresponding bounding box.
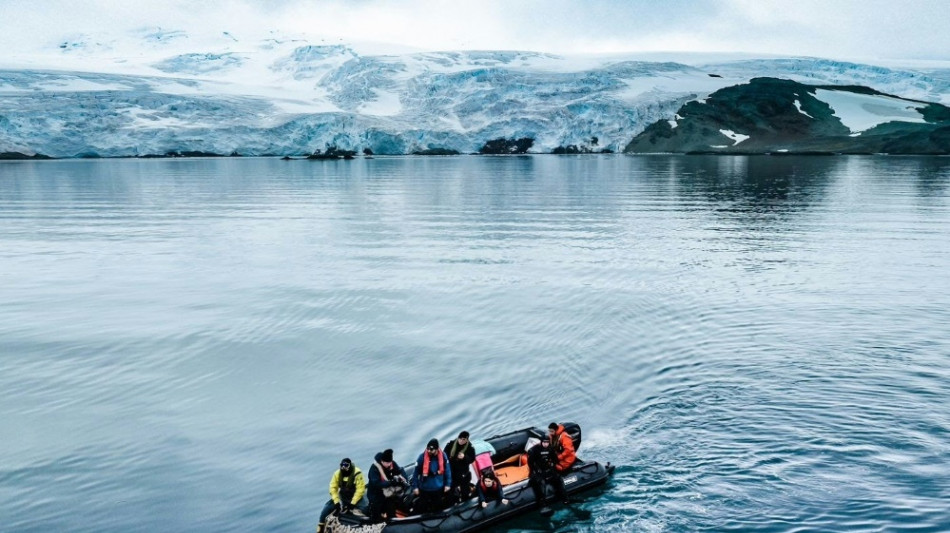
[2,0,948,60]
[711,0,950,60]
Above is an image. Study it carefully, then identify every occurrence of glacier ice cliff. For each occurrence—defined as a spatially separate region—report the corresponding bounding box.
[2,38,950,157]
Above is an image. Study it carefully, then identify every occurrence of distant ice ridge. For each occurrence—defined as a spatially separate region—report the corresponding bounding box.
[2,34,950,157]
[153,53,244,75]
[699,58,950,104]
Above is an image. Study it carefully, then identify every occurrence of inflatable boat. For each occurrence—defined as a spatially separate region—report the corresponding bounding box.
[333,423,614,533]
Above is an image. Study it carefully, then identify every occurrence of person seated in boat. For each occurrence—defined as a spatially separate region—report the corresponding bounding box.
[444,431,476,502]
[367,448,410,523]
[317,458,367,533]
[548,422,576,472]
[411,438,453,514]
[476,469,509,509]
[527,436,569,507]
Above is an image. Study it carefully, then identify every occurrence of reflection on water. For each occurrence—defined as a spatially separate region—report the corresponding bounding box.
[1,156,949,533]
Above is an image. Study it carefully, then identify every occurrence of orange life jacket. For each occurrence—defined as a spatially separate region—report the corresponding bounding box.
[551,425,576,471]
[479,476,499,494]
[421,449,445,476]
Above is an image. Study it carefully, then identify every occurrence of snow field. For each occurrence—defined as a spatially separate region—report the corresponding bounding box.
[813,88,927,133]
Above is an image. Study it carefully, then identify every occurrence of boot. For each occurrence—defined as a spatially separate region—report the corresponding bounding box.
[317,522,325,533]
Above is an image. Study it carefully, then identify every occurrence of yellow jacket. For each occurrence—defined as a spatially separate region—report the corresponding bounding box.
[329,467,366,505]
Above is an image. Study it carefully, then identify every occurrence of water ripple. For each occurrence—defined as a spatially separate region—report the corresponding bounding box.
[2,156,949,532]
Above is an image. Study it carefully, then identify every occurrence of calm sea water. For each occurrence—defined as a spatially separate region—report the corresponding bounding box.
[1,156,949,533]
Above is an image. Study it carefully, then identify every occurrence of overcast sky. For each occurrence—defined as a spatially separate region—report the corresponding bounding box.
[4,0,949,61]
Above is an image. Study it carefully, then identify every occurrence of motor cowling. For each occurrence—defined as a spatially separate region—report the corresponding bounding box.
[562,422,582,452]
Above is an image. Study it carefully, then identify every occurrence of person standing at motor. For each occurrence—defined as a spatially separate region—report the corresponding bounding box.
[444,431,476,502]
[411,438,452,514]
[367,448,409,523]
[317,458,367,533]
[548,422,576,472]
[527,437,568,508]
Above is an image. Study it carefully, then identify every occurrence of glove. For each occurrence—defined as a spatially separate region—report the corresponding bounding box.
[335,502,344,514]
[341,503,352,514]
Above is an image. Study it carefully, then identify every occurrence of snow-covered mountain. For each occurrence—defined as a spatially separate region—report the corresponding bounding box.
[3,28,950,157]
[626,77,950,154]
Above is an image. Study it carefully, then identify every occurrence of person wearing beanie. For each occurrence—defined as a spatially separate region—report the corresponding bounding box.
[368,448,409,522]
[547,423,576,472]
[317,457,367,533]
[444,431,476,502]
[410,438,453,514]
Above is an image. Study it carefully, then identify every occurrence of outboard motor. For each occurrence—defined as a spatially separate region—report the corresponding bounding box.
[562,422,582,452]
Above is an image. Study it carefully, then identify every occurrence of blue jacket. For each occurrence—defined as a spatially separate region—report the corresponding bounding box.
[411,451,452,493]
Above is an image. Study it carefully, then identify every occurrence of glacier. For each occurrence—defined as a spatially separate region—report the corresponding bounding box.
[2,31,950,158]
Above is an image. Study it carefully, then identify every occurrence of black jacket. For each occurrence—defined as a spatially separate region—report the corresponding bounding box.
[476,479,506,504]
[367,452,409,506]
[444,440,476,481]
[527,443,557,476]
